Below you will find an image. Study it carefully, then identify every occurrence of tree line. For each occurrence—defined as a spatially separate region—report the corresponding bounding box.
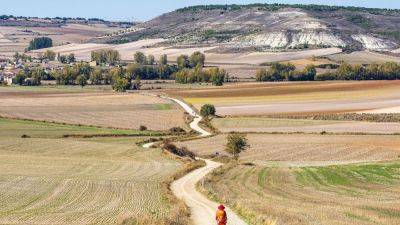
[256,62,400,82]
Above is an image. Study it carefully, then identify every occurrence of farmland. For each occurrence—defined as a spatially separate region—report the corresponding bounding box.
[164,80,400,116]
[0,87,187,131]
[212,117,400,134]
[179,134,400,166]
[0,24,120,57]
[0,117,182,224]
[201,162,400,225]
[328,51,400,65]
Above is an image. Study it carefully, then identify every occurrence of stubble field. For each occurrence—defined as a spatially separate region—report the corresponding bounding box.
[164,80,400,116]
[0,88,186,131]
[0,118,181,224]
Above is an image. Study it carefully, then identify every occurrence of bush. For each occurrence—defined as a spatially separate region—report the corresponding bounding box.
[112,78,129,92]
[169,127,186,134]
[162,140,196,159]
[21,134,30,138]
[139,125,147,131]
[200,104,216,117]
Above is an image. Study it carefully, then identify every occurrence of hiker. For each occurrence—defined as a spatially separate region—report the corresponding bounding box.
[216,204,227,225]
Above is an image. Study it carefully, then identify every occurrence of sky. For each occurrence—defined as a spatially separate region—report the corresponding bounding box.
[1,0,400,22]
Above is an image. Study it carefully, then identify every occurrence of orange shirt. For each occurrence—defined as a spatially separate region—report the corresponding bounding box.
[216,209,227,224]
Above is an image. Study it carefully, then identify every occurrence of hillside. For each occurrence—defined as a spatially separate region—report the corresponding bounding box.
[97,4,400,52]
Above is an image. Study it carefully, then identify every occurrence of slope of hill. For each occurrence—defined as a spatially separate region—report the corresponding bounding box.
[97,4,400,52]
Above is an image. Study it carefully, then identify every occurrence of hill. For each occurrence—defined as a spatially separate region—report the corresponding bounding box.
[97,4,400,52]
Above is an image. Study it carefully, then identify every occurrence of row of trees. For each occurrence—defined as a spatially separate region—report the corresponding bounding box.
[91,50,121,65]
[27,37,53,51]
[256,62,400,82]
[256,63,316,82]
[11,67,48,86]
[316,62,400,81]
[174,66,227,86]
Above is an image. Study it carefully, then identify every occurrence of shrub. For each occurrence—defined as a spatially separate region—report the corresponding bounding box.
[112,78,129,92]
[200,104,216,117]
[21,134,30,138]
[139,125,147,131]
[162,140,196,159]
[169,127,186,134]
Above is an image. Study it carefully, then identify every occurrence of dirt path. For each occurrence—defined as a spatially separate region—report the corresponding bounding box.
[142,93,247,225]
[171,159,248,225]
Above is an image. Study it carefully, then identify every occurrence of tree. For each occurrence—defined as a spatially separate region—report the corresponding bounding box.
[134,51,147,64]
[76,74,88,87]
[189,51,205,67]
[177,55,190,69]
[12,71,27,85]
[90,68,103,85]
[67,53,76,63]
[225,133,249,159]
[27,37,53,50]
[200,104,216,118]
[112,77,129,92]
[159,54,168,65]
[91,50,120,64]
[210,68,226,86]
[58,55,67,63]
[43,50,56,61]
[131,75,141,90]
[147,54,155,65]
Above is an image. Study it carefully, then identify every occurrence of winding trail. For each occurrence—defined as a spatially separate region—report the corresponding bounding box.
[142,94,247,225]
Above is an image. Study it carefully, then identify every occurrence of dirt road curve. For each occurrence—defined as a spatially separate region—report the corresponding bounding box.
[171,159,248,225]
[141,93,247,225]
[161,96,212,137]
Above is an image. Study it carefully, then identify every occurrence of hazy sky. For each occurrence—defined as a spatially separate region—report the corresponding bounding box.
[1,0,400,21]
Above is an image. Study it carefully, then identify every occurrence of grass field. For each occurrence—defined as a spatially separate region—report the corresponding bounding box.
[212,117,400,134]
[164,81,400,116]
[201,162,400,225]
[0,118,182,224]
[0,89,186,131]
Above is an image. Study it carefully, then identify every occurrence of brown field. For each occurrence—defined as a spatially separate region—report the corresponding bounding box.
[163,81,400,116]
[212,117,400,134]
[328,51,400,64]
[179,134,400,166]
[0,118,182,224]
[0,88,186,131]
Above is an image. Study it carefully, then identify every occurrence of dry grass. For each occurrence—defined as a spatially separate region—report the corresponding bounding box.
[0,120,182,224]
[178,134,400,166]
[0,90,186,131]
[201,162,400,225]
